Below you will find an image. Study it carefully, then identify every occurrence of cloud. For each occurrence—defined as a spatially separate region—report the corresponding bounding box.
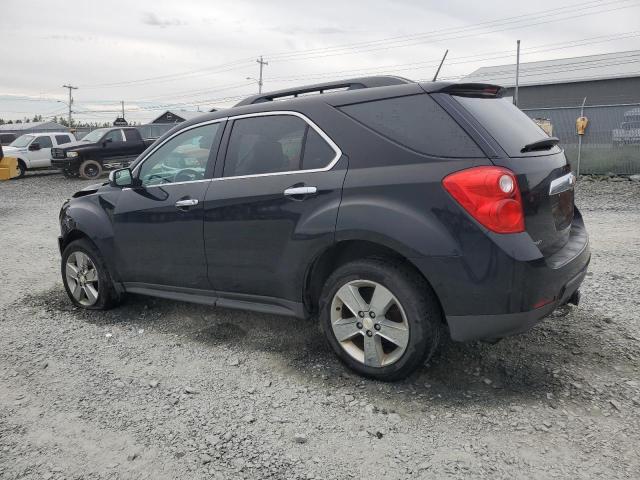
[141,12,185,28]
[271,25,348,35]
[42,34,90,42]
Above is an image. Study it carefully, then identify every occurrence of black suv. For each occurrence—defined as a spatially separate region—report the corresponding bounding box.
[58,76,589,380]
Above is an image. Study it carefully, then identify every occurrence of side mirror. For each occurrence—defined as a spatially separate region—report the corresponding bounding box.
[29,142,41,151]
[109,168,135,188]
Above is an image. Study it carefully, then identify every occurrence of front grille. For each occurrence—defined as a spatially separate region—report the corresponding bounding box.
[51,148,66,159]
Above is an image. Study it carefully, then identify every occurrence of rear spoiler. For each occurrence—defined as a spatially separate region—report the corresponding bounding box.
[429,83,505,98]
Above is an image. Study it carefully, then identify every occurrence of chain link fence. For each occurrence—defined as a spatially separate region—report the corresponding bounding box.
[523,103,640,175]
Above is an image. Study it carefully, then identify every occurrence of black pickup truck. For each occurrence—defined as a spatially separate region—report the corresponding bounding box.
[51,127,157,179]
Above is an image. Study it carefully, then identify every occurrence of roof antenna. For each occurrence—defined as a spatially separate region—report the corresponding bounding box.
[432,49,449,81]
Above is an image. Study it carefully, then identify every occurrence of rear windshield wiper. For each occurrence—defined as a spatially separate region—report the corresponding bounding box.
[520,137,560,153]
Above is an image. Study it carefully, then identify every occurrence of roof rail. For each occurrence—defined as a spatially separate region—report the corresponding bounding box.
[234,75,414,106]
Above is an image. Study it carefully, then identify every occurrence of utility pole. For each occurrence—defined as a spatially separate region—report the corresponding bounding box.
[256,56,268,94]
[62,84,78,127]
[514,40,521,107]
[121,100,125,118]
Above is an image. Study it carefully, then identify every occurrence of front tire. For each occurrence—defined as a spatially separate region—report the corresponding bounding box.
[13,160,26,179]
[78,159,102,180]
[61,239,121,310]
[320,258,442,381]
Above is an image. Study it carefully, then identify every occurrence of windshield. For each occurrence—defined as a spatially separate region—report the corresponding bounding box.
[9,135,35,148]
[453,96,559,157]
[81,128,110,142]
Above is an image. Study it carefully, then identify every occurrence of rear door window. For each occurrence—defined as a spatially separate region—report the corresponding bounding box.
[453,96,558,157]
[223,115,337,177]
[339,94,483,157]
[104,130,123,143]
[55,135,71,145]
[124,129,139,142]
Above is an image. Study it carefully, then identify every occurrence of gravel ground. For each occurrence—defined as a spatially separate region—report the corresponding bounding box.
[1,171,639,479]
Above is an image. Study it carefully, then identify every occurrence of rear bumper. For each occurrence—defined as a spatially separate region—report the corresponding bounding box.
[411,209,590,341]
[446,260,588,341]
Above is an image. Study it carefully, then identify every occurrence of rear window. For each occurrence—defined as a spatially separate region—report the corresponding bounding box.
[453,96,558,157]
[339,94,483,158]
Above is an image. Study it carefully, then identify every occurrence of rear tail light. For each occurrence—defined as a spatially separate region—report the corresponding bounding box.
[442,166,525,234]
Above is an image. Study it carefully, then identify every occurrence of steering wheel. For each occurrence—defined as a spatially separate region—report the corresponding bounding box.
[174,169,203,183]
[145,174,171,184]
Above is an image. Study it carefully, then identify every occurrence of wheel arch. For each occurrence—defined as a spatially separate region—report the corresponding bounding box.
[60,201,119,282]
[60,229,92,251]
[303,239,445,322]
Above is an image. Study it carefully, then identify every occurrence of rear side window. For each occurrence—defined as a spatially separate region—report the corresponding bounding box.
[223,115,336,177]
[35,136,53,148]
[453,96,557,157]
[55,135,71,144]
[339,94,482,157]
[104,130,123,143]
[124,129,139,142]
[302,129,335,170]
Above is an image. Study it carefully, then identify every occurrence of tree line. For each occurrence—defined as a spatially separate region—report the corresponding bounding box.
[0,115,141,127]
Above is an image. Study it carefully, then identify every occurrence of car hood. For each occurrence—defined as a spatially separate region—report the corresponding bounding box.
[2,146,26,155]
[58,140,97,151]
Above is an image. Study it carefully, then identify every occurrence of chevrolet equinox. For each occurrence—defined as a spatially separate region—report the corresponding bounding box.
[58,76,590,380]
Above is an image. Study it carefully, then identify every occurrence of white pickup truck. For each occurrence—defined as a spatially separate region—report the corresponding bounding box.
[3,132,76,178]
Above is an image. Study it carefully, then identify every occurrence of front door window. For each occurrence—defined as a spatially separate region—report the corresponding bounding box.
[138,123,221,186]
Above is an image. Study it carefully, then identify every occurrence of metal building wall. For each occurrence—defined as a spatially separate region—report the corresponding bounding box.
[504,77,640,109]
[523,103,640,174]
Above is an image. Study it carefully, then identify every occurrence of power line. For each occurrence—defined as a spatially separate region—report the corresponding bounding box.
[79,58,256,89]
[70,0,638,91]
[266,0,639,61]
[267,0,625,59]
[265,36,640,85]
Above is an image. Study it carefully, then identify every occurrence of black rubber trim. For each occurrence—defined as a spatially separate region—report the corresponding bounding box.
[447,263,588,341]
[122,282,305,318]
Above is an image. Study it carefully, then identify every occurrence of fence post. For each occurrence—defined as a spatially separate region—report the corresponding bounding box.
[576,97,587,178]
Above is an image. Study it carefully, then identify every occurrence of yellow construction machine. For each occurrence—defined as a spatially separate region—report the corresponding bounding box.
[0,144,20,180]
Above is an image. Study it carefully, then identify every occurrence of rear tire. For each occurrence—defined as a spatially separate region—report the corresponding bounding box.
[78,160,102,180]
[61,238,121,310]
[319,258,442,381]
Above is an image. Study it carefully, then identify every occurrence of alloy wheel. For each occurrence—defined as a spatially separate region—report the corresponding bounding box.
[330,280,409,367]
[85,164,98,178]
[65,251,100,306]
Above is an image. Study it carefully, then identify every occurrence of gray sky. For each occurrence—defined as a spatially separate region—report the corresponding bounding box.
[2,0,640,124]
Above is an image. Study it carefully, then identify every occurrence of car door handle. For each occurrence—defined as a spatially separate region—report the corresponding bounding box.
[283,186,317,197]
[175,198,199,208]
